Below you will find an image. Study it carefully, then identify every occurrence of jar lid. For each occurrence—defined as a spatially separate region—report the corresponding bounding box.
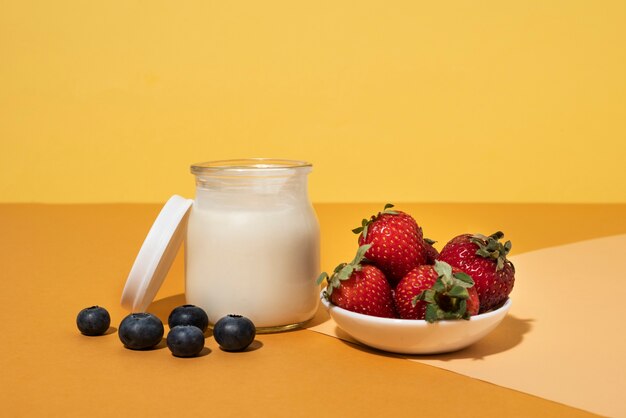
[121,195,193,312]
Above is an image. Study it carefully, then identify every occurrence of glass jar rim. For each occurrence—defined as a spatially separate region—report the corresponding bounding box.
[191,159,312,175]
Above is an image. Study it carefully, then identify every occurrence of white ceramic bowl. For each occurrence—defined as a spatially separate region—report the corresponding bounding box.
[320,290,512,354]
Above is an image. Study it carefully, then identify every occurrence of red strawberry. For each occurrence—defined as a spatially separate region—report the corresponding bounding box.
[438,231,515,313]
[423,233,439,265]
[317,245,396,318]
[352,204,428,287]
[394,261,479,321]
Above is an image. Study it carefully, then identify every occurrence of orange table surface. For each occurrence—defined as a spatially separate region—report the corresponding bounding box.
[1,202,625,418]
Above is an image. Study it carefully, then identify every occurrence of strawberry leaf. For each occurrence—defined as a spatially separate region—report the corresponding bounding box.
[452,272,474,287]
[323,244,373,297]
[472,233,488,242]
[458,299,468,319]
[476,249,491,258]
[448,285,469,299]
[497,257,504,271]
[425,290,438,304]
[316,272,329,286]
[337,264,354,281]
[472,231,512,272]
[424,237,437,245]
[361,224,369,240]
[333,263,346,274]
[411,294,422,306]
[431,280,446,293]
[382,205,399,215]
[490,231,505,240]
[413,265,475,322]
[353,205,400,239]
[434,260,453,279]
[412,289,435,306]
[352,218,368,236]
[352,244,372,265]
[425,304,439,323]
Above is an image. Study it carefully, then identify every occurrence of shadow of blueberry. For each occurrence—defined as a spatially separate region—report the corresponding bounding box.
[103,326,117,336]
[217,340,263,353]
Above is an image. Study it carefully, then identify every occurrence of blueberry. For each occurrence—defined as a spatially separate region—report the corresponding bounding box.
[118,313,164,350]
[166,325,205,357]
[76,306,111,336]
[168,304,209,332]
[213,314,256,352]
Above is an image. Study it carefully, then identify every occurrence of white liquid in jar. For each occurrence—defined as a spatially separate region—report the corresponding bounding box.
[185,189,320,330]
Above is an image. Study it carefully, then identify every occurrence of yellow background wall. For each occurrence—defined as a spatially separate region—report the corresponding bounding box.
[1,1,625,203]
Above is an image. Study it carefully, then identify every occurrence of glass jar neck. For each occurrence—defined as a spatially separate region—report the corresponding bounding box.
[190,160,312,209]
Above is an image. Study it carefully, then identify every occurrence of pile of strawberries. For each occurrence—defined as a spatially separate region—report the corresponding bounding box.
[318,204,515,322]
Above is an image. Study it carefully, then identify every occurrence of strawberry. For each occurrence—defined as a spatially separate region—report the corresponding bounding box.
[317,245,396,318]
[438,231,515,313]
[423,233,439,265]
[394,261,479,322]
[352,204,428,287]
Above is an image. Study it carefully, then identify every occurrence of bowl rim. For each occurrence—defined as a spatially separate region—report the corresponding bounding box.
[320,289,512,325]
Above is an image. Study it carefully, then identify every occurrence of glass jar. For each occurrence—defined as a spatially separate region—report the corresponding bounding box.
[186,159,320,332]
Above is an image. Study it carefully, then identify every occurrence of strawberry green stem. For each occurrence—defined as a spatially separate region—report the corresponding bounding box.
[413,260,476,323]
[317,244,373,299]
[352,203,399,240]
[471,232,512,271]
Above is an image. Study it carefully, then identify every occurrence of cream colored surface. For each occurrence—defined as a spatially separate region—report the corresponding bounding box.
[2,1,626,203]
[309,235,626,418]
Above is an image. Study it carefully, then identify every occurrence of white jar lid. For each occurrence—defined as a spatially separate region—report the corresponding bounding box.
[121,195,193,312]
